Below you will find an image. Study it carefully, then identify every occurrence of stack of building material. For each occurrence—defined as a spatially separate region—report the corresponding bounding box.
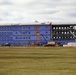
[63,42,76,47]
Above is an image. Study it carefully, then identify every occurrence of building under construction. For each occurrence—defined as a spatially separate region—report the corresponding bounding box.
[52,24,76,45]
[0,23,51,46]
[0,23,76,46]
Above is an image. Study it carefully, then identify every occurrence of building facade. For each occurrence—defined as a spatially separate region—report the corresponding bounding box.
[52,24,76,45]
[0,23,76,46]
[0,24,51,46]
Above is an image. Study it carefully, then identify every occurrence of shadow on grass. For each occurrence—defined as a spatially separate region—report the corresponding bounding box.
[0,56,76,59]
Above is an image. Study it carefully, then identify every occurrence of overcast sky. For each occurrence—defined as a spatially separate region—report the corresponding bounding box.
[0,0,76,24]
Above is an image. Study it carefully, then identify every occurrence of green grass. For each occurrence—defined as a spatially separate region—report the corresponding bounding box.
[0,47,76,75]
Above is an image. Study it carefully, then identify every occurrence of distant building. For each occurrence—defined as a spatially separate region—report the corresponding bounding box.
[0,23,51,46]
[52,24,76,45]
[0,23,76,46]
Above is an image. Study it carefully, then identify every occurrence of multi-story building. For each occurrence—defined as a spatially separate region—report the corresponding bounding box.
[52,24,76,45]
[0,23,51,46]
[0,23,76,46]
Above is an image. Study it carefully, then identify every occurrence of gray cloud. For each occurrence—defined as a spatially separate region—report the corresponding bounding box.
[0,0,13,5]
[0,0,76,24]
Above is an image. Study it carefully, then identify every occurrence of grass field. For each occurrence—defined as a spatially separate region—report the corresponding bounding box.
[0,47,76,75]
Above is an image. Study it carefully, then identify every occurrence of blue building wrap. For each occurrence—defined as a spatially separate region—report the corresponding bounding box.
[0,24,51,46]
